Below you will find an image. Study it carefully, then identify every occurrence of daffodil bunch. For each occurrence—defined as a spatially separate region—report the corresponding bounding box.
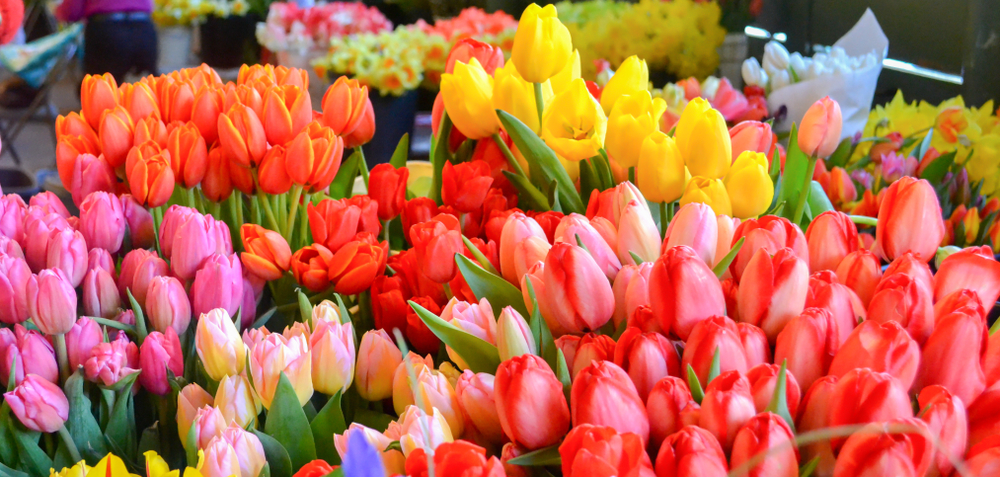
[152,0,250,25]
[313,26,427,97]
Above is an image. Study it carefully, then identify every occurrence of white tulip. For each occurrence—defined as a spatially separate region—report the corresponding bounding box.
[742,57,765,87]
[763,41,790,70]
[771,69,791,91]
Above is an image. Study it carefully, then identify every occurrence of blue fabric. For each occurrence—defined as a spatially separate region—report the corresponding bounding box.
[0,23,82,88]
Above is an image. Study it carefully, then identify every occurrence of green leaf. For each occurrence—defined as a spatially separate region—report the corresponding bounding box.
[707,347,721,384]
[186,413,200,467]
[325,469,344,477]
[776,124,808,215]
[687,364,705,404]
[329,151,362,200]
[252,306,278,329]
[407,300,501,374]
[430,114,452,204]
[799,456,821,477]
[910,127,935,159]
[0,410,17,465]
[11,427,52,477]
[506,444,561,466]
[104,372,139,462]
[502,170,550,211]
[455,254,530,317]
[766,359,796,432]
[919,150,957,183]
[63,370,109,461]
[126,289,148,345]
[0,462,29,477]
[556,349,572,404]
[989,315,1000,335]
[712,237,744,278]
[335,294,353,324]
[578,157,597,206]
[525,279,557,371]
[264,373,318,469]
[594,150,614,190]
[825,137,853,169]
[804,180,835,225]
[462,235,499,275]
[390,133,410,169]
[253,430,293,477]
[629,251,644,265]
[298,289,313,324]
[137,424,159,455]
[311,392,347,464]
[497,110,585,214]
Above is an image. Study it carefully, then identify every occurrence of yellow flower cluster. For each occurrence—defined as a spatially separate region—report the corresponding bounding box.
[152,0,249,26]
[312,26,428,97]
[852,91,1000,196]
[556,0,726,80]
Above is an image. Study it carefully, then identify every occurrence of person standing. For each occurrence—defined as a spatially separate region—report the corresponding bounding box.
[55,0,158,81]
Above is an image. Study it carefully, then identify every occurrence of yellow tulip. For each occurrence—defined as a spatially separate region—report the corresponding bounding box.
[637,131,686,203]
[724,151,774,219]
[215,374,261,429]
[674,98,732,179]
[493,60,553,133]
[550,49,581,95]
[440,58,500,140]
[512,3,573,83]
[84,454,139,477]
[680,176,732,216]
[541,78,607,162]
[600,55,649,115]
[194,309,246,382]
[50,461,90,477]
[144,451,205,477]
[605,91,667,168]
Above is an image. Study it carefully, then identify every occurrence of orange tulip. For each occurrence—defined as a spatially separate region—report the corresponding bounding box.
[55,135,100,190]
[321,76,370,137]
[827,166,857,207]
[240,224,292,282]
[343,100,375,149]
[229,157,256,196]
[55,112,98,147]
[126,141,175,208]
[285,121,344,192]
[274,66,309,89]
[874,177,945,263]
[218,103,267,167]
[834,250,882,308]
[160,79,195,124]
[935,106,967,143]
[797,96,842,157]
[327,235,389,295]
[192,86,225,144]
[133,116,168,148]
[262,85,313,146]
[202,144,233,202]
[290,244,333,292]
[258,145,292,195]
[167,122,208,189]
[98,105,135,168]
[224,83,265,119]
[81,73,120,130]
[120,81,160,121]
[238,64,277,90]
[177,64,222,91]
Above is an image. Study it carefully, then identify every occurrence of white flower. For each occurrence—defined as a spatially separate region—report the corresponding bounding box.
[742,57,766,87]
[763,41,790,71]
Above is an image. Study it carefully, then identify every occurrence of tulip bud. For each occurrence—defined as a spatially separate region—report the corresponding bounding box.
[146,276,192,336]
[675,98,732,179]
[176,382,213,441]
[737,247,809,342]
[218,103,267,167]
[495,354,570,450]
[500,213,548,283]
[797,97,842,157]
[610,263,651,330]
[746,364,801,417]
[139,328,184,395]
[368,164,409,221]
[0,255,32,324]
[829,368,914,450]
[118,250,168,306]
[915,310,987,404]
[126,140,175,208]
[65,317,102,371]
[730,413,798,477]
[617,199,661,266]
[805,270,864,344]
[664,203,720,267]
[78,192,126,254]
[220,425,266,477]
[832,250,880,309]
[680,177,732,217]
[542,242,615,333]
[46,228,88,288]
[637,130,686,204]
[605,90,663,168]
[321,76,371,136]
[934,245,1000,308]
[681,315,752,388]
[82,266,120,319]
[310,320,356,396]
[868,272,934,345]
[69,154,117,207]
[27,269,77,335]
[84,335,138,387]
[440,58,501,140]
[3,325,58,385]
[699,370,756,452]
[191,404,228,450]
[456,370,504,446]
[409,216,463,284]
[511,3,572,83]
[249,333,313,409]
[794,376,839,476]
[654,425,729,477]
[567,332,614,379]
[285,121,344,193]
[725,151,774,220]
[386,405,454,457]
[216,374,261,430]
[496,306,536,362]
[805,211,859,273]
[613,327,680,401]
[354,329,402,401]
[554,213,621,280]
[773,308,839,391]
[647,376,696,450]
[191,253,244,319]
[572,361,650,445]
[874,177,945,263]
[4,374,69,433]
[915,386,967,477]
[169,212,230,280]
[650,245,726,340]
[196,308,247,382]
[730,120,773,162]
[558,424,654,477]
[832,418,933,477]
[199,436,242,477]
[167,121,209,189]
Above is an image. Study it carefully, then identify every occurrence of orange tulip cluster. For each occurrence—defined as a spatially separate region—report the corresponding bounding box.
[55,65,376,209]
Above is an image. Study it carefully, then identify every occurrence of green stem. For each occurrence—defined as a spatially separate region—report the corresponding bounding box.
[791,154,818,225]
[848,215,878,226]
[228,193,241,250]
[382,218,391,244]
[258,191,282,233]
[533,82,545,132]
[54,334,69,381]
[286,185,304,243]
[251,193,262,225]
[356,147,370,190]
[299,193,311,249]
[151,206,163,256]
[186,187,196,210]
[659,202,669,239]
[492,133,527,178]
[57,426,82,464]
[235,191,245,228]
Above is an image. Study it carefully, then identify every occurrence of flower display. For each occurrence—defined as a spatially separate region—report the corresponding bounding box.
[255,2,392,53]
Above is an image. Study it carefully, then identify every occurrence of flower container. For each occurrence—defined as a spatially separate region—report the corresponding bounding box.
[156,25,194,73]
[0,167,39,201]
[363,89,418,168]
[718,32,749,88]
[198,14,261,69]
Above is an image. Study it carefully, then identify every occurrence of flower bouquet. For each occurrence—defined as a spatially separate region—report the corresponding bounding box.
[0,2,999,477]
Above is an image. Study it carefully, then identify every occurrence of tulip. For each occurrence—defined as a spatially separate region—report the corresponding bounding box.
[913,386,966,477]
[492,59,552,133]
[84,335,138,387]
[495,354,570,450]
[169,211,224,280]
[500,213,548,283]
[699,370,756,452]
[27,269,77,335]
[215,374,259,429]
[224,83,264,119]
[98,106,135,168]
[867,272,934,345]
[541,78,608,162]
[966,437,1000,476]
[161,79,195,124]
[200,436,242,477]
[745,363,801,416]
[3,325,58,384]
[342,99,375,149]
[327,235,388,295]
[559,424,654,477]
[77,192,125,255]
[614,327,680,402]
[262,85,312,146]
[310,320,356,396]
[82,266,119,320]
[286,121,344,192]
[126,140,175,208]
[290,244,333,292]
[725,151,773,220]
[832,418,933,477]
[773,308,839,391]
[654,425,729,477]
[675,98,731,179]
[369,164,409,221]
[649,245,726,340]
[455,371,504,446]
[804,211,858,273]
[570,333,616,378]
[618,199,661,266]
[663,203,719,267]
[647,377,695,448]
[69,153,117,206]
[571,360,651,445]
[239,224,291,281]
[440,58,501,140]
[442,160,494,213]
[834,250,881,308]
[249,333,313,409]
[968,383,1000,451]
[308,198,381,254]
[133,115,167,148]
[737,247,809,342]
[80,73,119,130]
[218,103,267,167]
[0,256,30,325]
[166,121,208,189]
[729,215,809,282]
[45,228,88,288]
[191,85,224,143]
[794,376,839,476]
[146,276,192,335]
[542,242,615,333]
[637,131,686,204]
[934,245,1000,308]
[394,364,464,437]
[220,426,266,477]
[25,193,64,222]
[605,91,664,168]
[610,263,651,329]
[797,97,842,157]
[511,3,572,83]
[55,135,99,193]
[195,308,247,381]
[601,55,651,115]
[512,235,551,282]
[0,194,26,247]
[829,368,914,450]
[65,317,101,371]
[87,248,115,276]
[191,253,244,319]
[386,405,454,457]
[805,270,864,344]
[4,374,68,433]
[321,76,370,137]
[679,177,732,217]
[730,412,798,477]
[874,177,945,262]
[554,213,621,279]
[916,310,987,404]
[118,249,166,305]
[202,145,234,202]
[354,329,402,401]
[730,120,773,163]
[23,209,68,272]
[139,328,184,395]
[177,383,214,442]
[158,205,197,259]
[494,306,535,362]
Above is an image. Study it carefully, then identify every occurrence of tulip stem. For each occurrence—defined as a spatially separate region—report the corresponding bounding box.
[659,201,671,239]
[533,82,545,130]
[57,425,82,463]
[355,147,370,189]
[492,133,527,178]
[54,333,69,382]
[791,154,818,225]
[286,185,304,243]
[258,191,282,234]
[186,187,197,210]
[848,215,878,226]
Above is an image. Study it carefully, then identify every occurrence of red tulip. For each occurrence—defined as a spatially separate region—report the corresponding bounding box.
[805,211,858,272]
[915,385,967,477]
[968,383,1000,450]
[442,160,494,213]
[730,412,798,477]
[409,215,463,284]
[699,370,756,452]
[729,216,808,283]
[915,309,987,404]
[832,418,932,477]
[884,252,934,297]
[404,295,441,355]
[829,319,919,390]
[308,198,381,253]
[746,364,801,417]
[55,136,100,194]
[934,245,1000,308]
[559,424,654,477]
[829,368,914,451]
[737,247,809,342]
[867,272,934,345]
[965,436,1000,476]
[834,249,882,308]
[681,316,752,388]
[647,377,695,450]
[986,328,1000,387]
[797,97,842,157]
[402,197,439,239]
[572,360,651,445]
[570,333,615,378]
[613,327,681,402]
[290,244,333,292]
[649,245,726,340]
[429,440,506,477]
[805,270,864,345]
[796,376,838,477]
[543,242,615,333]
[774,308,840,391]
[654,425,728,477]
[201,145,234,202]
[446,38,504,76]
[738,322,770,369]
[874,177,945,263]
[371,275,410,339]
[369,165,409,221]
[494,354,570,450]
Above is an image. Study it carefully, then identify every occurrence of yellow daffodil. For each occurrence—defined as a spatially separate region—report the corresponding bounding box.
[541,78,607,162]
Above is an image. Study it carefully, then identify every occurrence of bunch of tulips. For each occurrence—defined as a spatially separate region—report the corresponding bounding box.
[0,3,999,477]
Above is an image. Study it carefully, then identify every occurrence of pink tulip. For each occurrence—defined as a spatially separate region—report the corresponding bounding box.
[28,192,69,218]
[169,211,227,280]
[699,370,756,452]
[611,262,652,331]
[729,216,808,283]
[499,213,547,283]
[456,370,504,447]
[146,276,192,335]
[663,203,719,266]
[554,213,621,280]
[737,247,809,342]
[746,364,801,417]
[715,215,740,269]
[84,334,138,387]
[120,250,168,305]
[27,269,77,335]
[874,177,945,263]
[0,235,23,260]
[65,317,102,371]
[4,374,68,433]
[0,194,26,244]
[804,271,863,345]
[120,194,156,250]
[571,360,650,445]
[571,333,616,378]
[512,235,550,280]
[774,308,840,391]
[22,209,70,272]
[200,436,242,477]
[613,327,681,401]
[441,297,496,367]
[158,205,198,260]
[191,253,244,318]
[730,412,798,477]
[682,315,751,388]
[495,354,570,450]
[915,310,987,404]
[70,154,116,206]
[542,242,615,333]
[45,229,88,288]
[867,272,934,345]
[138,327,184,395]
[796,376,838,476]
[805,211,858,273]
[82,266,120,319]
[797,96,842,157]
[916,385,967,477]
[192,405,228,450]
[934,245,1000,308]
[729,120,773,163]
[3,325,58,384]
[0,255,31,324]
[78,191,126,254]
[650,245,726,340]
[617,200,660,265]
[834,249,882,308]
[87,249,115,277]
[647,376,695,450]
[221,425,266,477]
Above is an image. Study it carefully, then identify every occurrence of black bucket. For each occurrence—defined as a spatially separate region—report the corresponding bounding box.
[0,167,40,201]
[198,14,261,69]
[363,89,418,168]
